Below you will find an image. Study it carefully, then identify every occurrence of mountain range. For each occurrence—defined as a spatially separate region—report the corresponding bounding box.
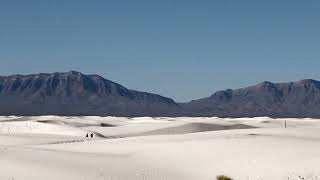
[0,71,320,118]
[183,79,320,118]
[0,71,179,116]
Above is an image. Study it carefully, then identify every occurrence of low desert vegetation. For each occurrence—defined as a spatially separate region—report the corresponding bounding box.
[216,175,233,180]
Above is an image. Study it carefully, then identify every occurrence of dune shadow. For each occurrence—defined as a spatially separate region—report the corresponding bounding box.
[122,123,257,137]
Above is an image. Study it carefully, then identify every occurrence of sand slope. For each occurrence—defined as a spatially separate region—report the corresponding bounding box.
[1,116,320,180]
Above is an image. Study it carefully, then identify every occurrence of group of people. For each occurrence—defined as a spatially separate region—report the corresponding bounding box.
[86,133,94,138]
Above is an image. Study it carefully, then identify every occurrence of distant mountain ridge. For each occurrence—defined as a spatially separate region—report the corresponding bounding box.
[0,71,320,118]
[183,79,320,118]
[0,71,179,116]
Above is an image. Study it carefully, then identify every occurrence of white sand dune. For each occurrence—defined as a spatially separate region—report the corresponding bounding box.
[127,122,256,137]
[0,134,84,146]
[0,118,106,138]
[1,116,320,180]
[0,121,89,136]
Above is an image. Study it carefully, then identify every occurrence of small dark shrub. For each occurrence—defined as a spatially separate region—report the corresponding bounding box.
[216,175,233,180]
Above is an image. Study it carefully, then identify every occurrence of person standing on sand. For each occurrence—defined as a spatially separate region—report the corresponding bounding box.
[91,133,93,138]
[86,133,88,138]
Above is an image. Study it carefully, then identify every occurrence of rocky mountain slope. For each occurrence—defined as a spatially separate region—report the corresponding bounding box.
[1,71,320,118]
[183,79,320,118]
[0,71,179,116]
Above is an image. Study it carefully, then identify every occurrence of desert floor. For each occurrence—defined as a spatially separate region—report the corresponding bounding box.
[0,116,320,180]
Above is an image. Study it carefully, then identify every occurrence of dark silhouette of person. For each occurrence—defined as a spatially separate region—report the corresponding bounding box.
[90,133,93,138]
[86,133,88,138]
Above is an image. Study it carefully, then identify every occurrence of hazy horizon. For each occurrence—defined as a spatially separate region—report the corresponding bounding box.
[1,0,320,101]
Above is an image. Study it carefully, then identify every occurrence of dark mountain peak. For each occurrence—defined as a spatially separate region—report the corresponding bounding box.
[0,71,179,116]
[185,79,320,118]
[67,70,82,75]
[63,71,88,80]
[295,79,319,85]
[250,81,276,90]
[55,71,117,86]
[59,70,84,79]
[211,89,232,96]
[260,81,273,85]
[210,89,233,101]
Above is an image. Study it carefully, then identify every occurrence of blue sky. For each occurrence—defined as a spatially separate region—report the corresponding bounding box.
[1,0,320,102]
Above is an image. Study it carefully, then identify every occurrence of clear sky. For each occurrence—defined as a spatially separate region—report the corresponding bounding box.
[1,0,320,102]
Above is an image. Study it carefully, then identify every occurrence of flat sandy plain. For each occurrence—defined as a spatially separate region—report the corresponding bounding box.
[0,116,320,180]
